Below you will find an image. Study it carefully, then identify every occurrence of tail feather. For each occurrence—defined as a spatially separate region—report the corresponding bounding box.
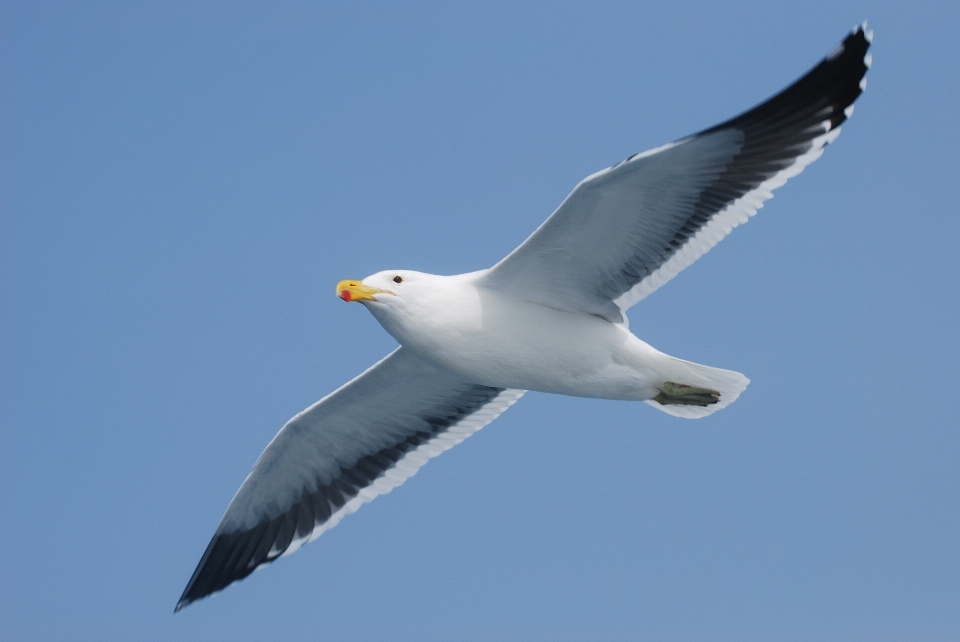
[645,356,749,419]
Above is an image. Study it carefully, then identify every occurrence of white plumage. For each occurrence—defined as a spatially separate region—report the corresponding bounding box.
[177,23,872,611]
[360,269,748,416]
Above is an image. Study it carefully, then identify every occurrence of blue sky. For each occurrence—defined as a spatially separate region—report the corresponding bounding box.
[2,2,958,641]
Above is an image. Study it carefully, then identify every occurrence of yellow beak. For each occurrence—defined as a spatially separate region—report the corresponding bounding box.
[337,280,392,302]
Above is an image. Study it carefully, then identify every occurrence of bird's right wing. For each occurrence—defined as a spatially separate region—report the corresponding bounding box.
[177,347,525,611]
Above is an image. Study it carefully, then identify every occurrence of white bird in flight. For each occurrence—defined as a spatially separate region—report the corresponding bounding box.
[177,24,872,611]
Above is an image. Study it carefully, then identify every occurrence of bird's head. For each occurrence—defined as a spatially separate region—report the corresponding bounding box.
[337,270,463,346]
[337,270,449,317]
[337,270,421,303]
[336,269,483,340]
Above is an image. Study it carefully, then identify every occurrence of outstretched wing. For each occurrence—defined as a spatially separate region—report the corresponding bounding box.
[483,25,872,325]
[177,347,525,611]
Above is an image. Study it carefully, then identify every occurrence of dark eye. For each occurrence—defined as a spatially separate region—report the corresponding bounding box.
[392,275,403,284]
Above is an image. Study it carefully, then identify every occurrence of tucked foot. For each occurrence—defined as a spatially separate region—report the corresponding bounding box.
[653,382,720,407]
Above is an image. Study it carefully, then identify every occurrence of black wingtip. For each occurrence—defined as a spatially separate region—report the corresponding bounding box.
[175,567,204,613]
[175,527,263,613]
[175,586,195,612]
[699,22,871,140]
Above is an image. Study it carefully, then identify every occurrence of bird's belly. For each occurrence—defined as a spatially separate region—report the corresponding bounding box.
[403,300,662,400]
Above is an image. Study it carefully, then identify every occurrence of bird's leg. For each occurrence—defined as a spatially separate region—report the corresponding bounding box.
[653,382,720,406]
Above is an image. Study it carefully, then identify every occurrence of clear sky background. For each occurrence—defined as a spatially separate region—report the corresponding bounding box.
[2,2,958,641]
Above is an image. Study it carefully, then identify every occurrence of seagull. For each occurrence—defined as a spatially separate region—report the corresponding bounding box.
[177,24,872,611]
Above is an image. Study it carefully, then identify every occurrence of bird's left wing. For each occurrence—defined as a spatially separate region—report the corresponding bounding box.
[483,25,872,325]
[177,347,524,611]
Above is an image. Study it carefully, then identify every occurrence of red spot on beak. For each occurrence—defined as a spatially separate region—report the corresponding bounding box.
[339,289,352,302]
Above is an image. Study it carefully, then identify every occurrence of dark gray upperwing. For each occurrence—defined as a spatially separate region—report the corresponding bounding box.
[176,347,525,611]
[484,25,872,324]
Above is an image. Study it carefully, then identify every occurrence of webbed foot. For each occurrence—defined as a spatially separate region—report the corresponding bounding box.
[653,382,720,407]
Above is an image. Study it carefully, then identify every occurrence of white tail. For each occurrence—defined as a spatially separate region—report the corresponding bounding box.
[644,355,750,419]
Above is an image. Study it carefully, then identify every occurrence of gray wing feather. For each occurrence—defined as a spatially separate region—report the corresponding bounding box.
[484,25,872,324]
[486,131,742,323]
[176,347,524,611]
